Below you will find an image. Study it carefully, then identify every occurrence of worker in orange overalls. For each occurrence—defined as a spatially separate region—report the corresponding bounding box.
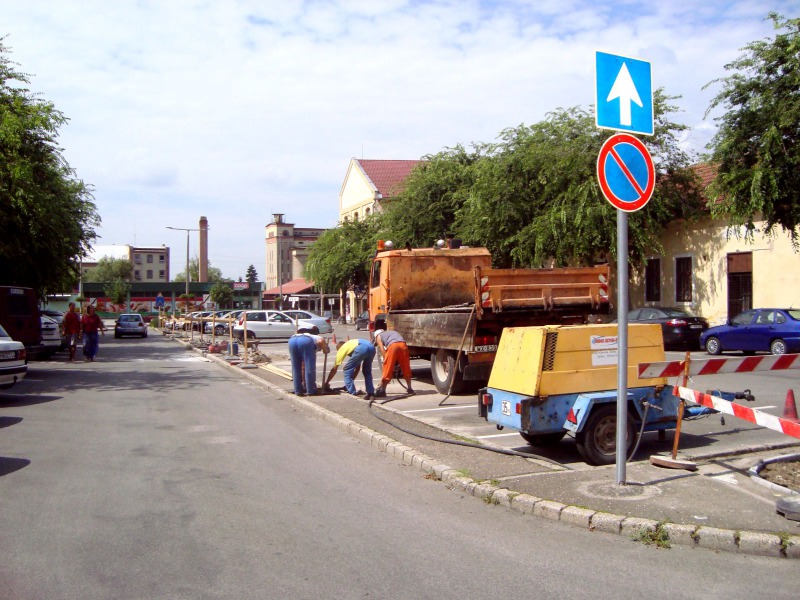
[373,329,414,397]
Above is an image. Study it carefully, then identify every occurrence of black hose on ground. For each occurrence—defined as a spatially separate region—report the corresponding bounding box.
[367,397,572,470]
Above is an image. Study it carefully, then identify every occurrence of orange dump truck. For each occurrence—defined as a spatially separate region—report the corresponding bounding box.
[367,243,610,393]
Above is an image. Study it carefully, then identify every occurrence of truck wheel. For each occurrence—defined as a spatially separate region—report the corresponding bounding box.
[431,350,466,395]
[519,431,566,446]
[575,405,636,466]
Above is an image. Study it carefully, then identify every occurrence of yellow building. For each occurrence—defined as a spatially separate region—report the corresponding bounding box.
[338,158,422,222]
[630,165,800,326]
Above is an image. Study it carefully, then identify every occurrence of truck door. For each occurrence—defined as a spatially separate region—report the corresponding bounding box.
[369,258,388,325]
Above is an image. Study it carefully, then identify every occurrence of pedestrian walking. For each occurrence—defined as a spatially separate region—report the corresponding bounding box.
[373,329,414,397]
[81,305,105,362]
[288,327,329,396]
[63,302,81,362]
[324,338,376,398]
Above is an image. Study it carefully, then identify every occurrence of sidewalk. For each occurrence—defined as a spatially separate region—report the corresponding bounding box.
[174,335,800,558]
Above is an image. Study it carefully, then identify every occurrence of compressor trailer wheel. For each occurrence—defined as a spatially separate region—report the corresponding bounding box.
[575,405,636,466]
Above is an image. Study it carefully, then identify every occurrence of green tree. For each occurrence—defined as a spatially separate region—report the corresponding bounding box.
[105,280,131,306]
[380,147,477,247]
[85,257,133,282]
[304,217,383,293]
[704,13,800,246]
[0,40,100,295]
[245,264,258,284]
[173,257,228,283]
[457,95,702,268]
[209,282,233,308]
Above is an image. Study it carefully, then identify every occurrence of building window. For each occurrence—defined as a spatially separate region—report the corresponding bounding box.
[134,253,141,264]
[146,270,153,279]
[147,255,153,263]
[159,270,165,279]
[675,256,693,303]
[645,258,661,303]
[159,255,165,263]
[134,269,141,280]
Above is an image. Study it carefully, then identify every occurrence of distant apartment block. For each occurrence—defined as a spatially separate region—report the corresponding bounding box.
[83,245,170,283]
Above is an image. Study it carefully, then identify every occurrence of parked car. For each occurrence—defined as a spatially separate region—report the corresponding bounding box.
[233,310,303,340]
[355,311,369,331]
[0,323,27,390]
[625,306,709,350]
[204,310,235,335]
[281,310,333,334]
[40,315,62,357]
[114,313,148,338]
[700,308,800,356]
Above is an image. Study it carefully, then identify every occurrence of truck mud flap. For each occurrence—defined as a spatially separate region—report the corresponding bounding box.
[463,361,492,381]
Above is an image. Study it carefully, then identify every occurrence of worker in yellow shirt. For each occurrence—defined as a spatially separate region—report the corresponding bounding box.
[324,338,376,398]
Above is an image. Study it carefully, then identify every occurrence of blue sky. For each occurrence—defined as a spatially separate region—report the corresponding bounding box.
[2,1,797,280]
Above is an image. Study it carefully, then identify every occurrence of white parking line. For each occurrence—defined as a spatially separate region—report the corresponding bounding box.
[405,405,475,413]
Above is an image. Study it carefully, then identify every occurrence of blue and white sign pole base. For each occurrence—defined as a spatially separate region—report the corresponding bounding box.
[616,211,629,485]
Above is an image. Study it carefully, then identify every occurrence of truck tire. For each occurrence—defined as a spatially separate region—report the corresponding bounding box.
[431,349,466,395]
[519,431,566,447]
[575,405,636,466]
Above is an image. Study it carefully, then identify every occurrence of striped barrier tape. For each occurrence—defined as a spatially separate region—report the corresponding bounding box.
[638,353,800,379]
[674,386,800,440]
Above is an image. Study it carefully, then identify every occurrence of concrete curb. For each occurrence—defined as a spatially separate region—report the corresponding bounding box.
[171,333,800,559]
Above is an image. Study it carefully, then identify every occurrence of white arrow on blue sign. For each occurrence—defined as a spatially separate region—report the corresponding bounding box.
[595,51,653,136]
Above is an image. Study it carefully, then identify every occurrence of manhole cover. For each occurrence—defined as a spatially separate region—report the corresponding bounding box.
[577,481,662,501]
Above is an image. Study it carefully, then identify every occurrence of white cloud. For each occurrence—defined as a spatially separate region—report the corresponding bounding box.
[1,0,795,279]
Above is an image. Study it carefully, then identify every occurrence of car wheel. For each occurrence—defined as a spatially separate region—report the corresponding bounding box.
[115,333,121,339]
[705,336,722,355]
[770,339,787,355]
[215,325,225,336]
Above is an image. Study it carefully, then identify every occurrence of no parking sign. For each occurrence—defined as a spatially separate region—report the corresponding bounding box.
[597,133,654,212]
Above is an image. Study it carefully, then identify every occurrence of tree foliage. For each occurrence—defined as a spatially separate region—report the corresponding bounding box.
[0,40,100,295]
[704,13,800,246]
[245,264,258,284]
[85,257,133,283]
[304,217,383,293]
[209,282,233,308]
[173,257,228,283]
[380,146,478,248]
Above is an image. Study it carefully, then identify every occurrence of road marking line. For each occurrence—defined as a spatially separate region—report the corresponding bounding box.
[476,432,525,439]
[405,405,475,413]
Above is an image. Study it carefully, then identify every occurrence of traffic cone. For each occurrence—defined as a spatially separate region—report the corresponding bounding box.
[783,389,799,422]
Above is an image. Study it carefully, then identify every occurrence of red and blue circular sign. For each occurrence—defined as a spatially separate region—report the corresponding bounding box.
[597,133,655,212]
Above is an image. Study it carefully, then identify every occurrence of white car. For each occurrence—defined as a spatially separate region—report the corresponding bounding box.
[0,323,27,389]
[281,310,333,334]
[233,310,300,340]
[40,315,62,357]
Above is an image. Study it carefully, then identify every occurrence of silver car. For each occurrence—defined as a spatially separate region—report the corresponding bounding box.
[281,310,333,334]
[233,310,305,340]
[114,313,148,338]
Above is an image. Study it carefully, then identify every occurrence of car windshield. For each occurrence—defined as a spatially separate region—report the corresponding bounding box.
[662,308,695,317]
[0,324,10,337]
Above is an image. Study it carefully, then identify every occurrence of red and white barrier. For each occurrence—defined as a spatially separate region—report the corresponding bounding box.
[674,386,800,440]
[639,353,800,379]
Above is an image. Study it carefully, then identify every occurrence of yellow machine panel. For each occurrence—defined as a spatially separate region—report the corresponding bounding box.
[487,324,668,396]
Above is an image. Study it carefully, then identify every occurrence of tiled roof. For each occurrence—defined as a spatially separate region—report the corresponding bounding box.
[693,162,717,188]
[356,159,423,198]
[263,278,314,295]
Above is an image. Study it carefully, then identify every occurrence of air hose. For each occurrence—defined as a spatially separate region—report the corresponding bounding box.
[367,397,572,470]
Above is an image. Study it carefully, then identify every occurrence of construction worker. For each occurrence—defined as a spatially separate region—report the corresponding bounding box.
[373,329,414,397]
[288,327,329,396]
[324,338,376,398]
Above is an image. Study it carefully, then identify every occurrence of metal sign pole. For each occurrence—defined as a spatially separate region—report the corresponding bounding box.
[616,209,629,484]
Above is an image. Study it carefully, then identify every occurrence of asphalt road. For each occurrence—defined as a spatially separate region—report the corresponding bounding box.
[1,335,798,599]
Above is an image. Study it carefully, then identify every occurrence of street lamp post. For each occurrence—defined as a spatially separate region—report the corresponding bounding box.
[167,226,200,311]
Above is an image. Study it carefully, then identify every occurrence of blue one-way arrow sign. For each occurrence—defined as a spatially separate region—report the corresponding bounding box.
[596,51,653,136]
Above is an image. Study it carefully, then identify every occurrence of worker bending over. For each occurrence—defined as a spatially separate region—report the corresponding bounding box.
[374,329,414,397]
[324,338,376,399]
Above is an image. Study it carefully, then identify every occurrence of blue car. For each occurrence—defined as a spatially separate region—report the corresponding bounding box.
[700,308,800,355]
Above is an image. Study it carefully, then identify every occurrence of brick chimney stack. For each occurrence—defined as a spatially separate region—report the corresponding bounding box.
[199,216,209,282]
